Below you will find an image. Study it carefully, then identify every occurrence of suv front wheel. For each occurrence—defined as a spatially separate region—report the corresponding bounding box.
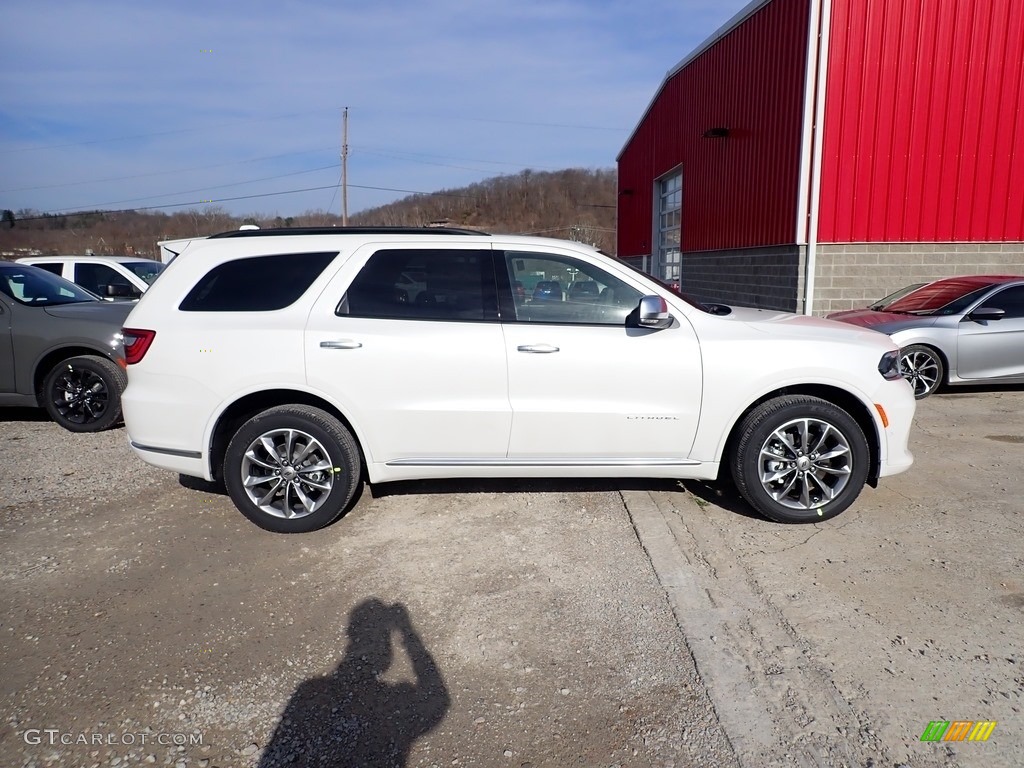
[731,396,869,523]
[224,405,362,533]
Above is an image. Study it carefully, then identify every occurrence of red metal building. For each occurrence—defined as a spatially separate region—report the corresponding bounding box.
[617,0,1024,313]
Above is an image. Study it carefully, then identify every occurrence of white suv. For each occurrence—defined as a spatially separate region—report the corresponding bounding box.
[121,227,915,532]
[17,255,165,300]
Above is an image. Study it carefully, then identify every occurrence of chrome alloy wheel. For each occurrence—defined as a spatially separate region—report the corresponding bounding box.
[758,417,853,510]
[900,347,941,397]
[240,428,335,519]
[51,367,110,425]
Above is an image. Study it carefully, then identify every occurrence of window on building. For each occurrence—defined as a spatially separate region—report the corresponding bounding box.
[657,171,682,284]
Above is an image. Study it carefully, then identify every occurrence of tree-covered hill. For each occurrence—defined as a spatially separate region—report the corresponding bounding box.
[0,168,617,260]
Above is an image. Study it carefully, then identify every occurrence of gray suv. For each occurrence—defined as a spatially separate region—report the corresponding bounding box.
[0,262,132,431]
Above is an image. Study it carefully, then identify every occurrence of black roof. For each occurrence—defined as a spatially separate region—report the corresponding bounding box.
[208,226,490,239]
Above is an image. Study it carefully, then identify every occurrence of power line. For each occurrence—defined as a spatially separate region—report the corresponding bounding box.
[452,116,625,132]
[44,163,341,212]
[15,182,472,222]
[3,143,575,202]
[2,144,549,197]
[0,107,345,155]
[519,225,617,235]
[353,145,562,172]
[1,109,625,157]
[0,146,338,193]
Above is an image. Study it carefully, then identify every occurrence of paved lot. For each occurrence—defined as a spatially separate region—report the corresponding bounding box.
[1,388,1022,768]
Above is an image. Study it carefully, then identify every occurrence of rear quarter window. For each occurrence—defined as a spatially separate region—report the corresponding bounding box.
[179,252,337,312]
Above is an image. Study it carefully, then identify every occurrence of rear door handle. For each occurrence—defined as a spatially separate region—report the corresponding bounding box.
[320,340,362,350]
[517,344,560,354]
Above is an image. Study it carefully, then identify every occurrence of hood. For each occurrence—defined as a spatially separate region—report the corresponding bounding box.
[718,305,896,346]
[44,301,135,323]
[826,308,940,334]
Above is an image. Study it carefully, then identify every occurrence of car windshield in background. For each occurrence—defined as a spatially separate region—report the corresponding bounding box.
[0,263,99,306]
[869,283,926,310]
[124,260,166,284]
[885,277,1009,315]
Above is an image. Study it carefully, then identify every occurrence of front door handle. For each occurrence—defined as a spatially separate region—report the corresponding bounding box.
[320,340,363,350]
[517,344,560,354]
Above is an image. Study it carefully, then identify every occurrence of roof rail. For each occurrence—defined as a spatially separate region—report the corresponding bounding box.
[208,226,490,239]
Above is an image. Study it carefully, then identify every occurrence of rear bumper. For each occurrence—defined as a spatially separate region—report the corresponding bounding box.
[127,438,209,480]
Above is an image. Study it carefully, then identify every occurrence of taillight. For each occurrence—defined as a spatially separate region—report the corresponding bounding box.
[122,328,156,365]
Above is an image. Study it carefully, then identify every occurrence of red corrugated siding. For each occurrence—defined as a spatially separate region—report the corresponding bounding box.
[617,0,810,257]
[820,0,1024,242]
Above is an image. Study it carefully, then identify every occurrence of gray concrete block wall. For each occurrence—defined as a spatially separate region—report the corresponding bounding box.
[679,245,803,312]
[678,242,1024,315]
[812,243,1024,314]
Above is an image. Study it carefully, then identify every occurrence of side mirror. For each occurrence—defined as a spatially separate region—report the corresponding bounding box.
[966,307,1005,322]
[635,295,673,330]
[105,283,137,298]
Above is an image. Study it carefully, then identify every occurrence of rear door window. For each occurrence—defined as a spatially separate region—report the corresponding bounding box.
[338,249,497,321]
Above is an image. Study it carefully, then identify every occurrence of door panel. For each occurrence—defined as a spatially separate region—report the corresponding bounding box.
[499,248,702,461]
[502,324,702,459]
[0,300,13,392]
[304,244,511,463]
[957,286,1024,380]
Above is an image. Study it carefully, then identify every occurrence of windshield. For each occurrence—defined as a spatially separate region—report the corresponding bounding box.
[0,263,100,306]
[885,279,1004,315]
[869,283,926,310]
[124,260,165,285]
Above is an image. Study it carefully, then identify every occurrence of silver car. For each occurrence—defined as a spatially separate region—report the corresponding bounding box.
[0,262,133,431]
[828,275,1024,398]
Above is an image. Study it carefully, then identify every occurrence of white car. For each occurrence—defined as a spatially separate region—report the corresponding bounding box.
[17,255,165,300]
[121,227,915,532]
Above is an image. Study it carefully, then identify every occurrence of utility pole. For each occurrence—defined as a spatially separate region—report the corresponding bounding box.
[341,107,349,225]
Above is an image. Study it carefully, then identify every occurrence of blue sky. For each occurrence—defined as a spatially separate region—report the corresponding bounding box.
[0,0,749,218]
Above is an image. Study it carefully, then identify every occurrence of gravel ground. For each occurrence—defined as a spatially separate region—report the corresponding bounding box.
[0,407,736,768]
[634,388,1024,768]
[3,388,1021,768]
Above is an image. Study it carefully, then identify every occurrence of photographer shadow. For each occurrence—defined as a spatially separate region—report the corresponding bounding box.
[258,599,449,768]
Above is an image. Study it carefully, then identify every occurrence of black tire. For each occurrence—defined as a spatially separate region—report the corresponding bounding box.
[42,354,127,433]
[900,344,944,399]
[731,395,869,523]
[223,405,362,533]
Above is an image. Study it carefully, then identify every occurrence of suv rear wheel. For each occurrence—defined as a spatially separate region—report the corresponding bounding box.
[42,354,127,432]
[731,395,869,523]
[224,405,362,533]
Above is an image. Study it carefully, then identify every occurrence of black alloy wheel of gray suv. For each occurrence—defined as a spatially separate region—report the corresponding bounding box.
[0,262,133,432]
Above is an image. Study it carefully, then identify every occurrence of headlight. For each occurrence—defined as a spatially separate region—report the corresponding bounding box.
[878,350,902,380]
